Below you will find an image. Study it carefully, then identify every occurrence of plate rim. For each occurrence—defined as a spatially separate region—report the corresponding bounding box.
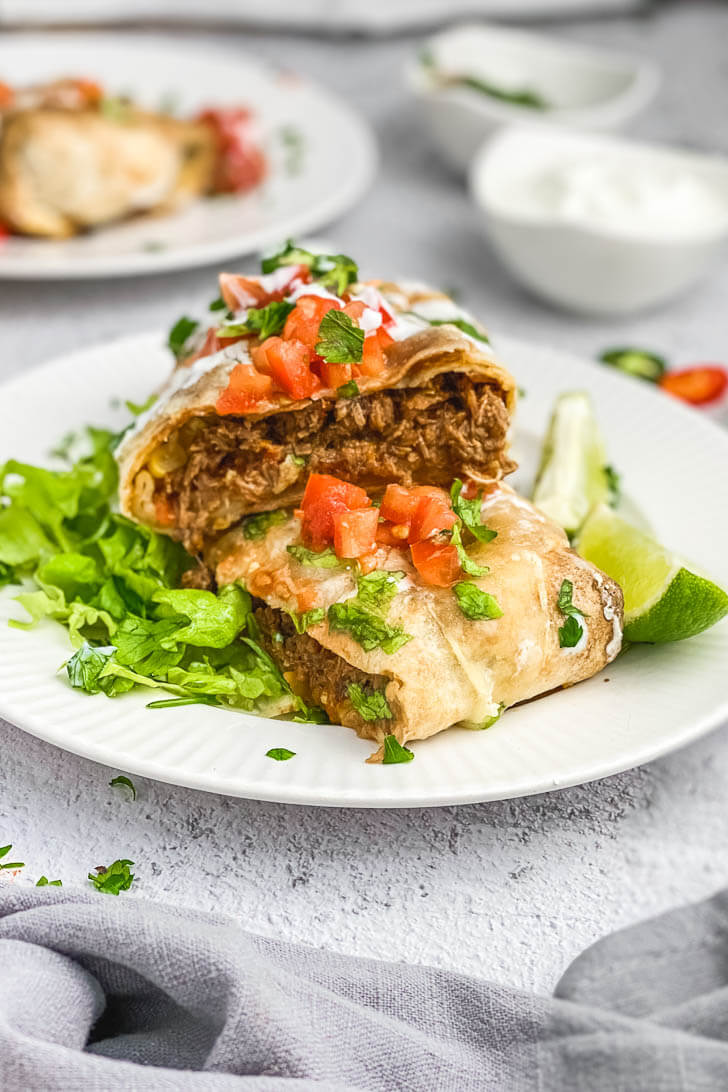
[0,329,727,808]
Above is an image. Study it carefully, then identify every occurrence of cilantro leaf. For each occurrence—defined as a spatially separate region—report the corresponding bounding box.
[0,844,24,870]
[355,570,404,614]
[426,318,489,344]
[109,775,137,800]
[449,522,489,578]
[450,480,497,543]
[209,296,227,311]
[266,747,295,761]
[36,876,62,886]
[261,242,358,296]
[336,380,360,399]
[218,300,294,341]
[88,859,135,895]
[287,544,343,569]
[243,509,289,540]
[287,608,325,634]
[382,735,414,764]
[124,394,156,417]
[557,579,586,648]
[348,682,393,722]
[327,602,412,654]
[167,316,198,360]
[453,582,503,621]
[315,310,364,364]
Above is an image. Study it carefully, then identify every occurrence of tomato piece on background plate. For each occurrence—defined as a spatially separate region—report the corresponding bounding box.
[410,540,461,587]
[333,508,380,559]
[0,82,14,109]
[301,473,371,550]
[216,362,274,414]
[259,337,319,401]
[659,365,728,406]
[199,107,267,194]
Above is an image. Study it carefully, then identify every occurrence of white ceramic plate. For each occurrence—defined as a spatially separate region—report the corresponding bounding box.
[1,331,727,807]
[0,35,377,279]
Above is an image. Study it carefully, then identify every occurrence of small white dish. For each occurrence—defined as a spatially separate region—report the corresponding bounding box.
[0,35,377,280]
[1,331,727,807]
[407,23,659,173]
[470,126,728,315]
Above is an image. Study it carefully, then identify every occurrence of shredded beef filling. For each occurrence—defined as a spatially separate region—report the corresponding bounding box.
[255,606,395,739]
[154,374,512,551]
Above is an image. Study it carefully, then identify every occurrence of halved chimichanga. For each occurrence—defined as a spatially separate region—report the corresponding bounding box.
[0,77,264,238]
[117,244,517,553]
[204,473,623,756]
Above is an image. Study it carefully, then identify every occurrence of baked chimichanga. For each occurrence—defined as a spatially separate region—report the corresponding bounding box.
[117,244,517,553]
[204,474,623,756]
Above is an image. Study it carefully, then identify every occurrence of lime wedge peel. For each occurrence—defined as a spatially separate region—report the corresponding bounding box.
[576,505,728,644]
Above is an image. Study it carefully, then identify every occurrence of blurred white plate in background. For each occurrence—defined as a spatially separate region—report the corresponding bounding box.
[0,331,726,807]
[0,35,377,279]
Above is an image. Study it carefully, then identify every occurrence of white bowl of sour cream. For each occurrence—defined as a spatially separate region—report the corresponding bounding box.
[407,23,659,174]
[469,126,728,315]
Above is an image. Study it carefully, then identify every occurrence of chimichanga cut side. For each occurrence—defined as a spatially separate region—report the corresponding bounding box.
[117,267,517,554]
[205,483,623,755]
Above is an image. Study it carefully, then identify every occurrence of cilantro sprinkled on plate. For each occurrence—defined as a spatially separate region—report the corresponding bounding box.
[382,735,414,764]
[266,747,296,761]
[88,859,135,895]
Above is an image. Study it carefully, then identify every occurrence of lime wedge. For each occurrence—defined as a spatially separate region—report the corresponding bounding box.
[532,392,609,535]
[576,504,728,643]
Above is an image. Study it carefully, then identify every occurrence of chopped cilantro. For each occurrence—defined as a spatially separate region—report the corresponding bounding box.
[450,480,497,542]
[449,522,489,578]
[348,683,393,722]
[209,296,227,311]
[337,380,360,399]
[287,544,342,568]
[355,570,404,613]
[0,844,24,870]
[557,578,586,648]
[427,317,489,343]
[167,316,198,360]
[289,453,307,468]
[266,747,296,761]
[124,394,156,417]
[109,775,137,800]
[382,735,414,764]
[287,608,325,634]
[218,300,294,341]
[453,582,503,621]
[261,241,358,296]
[36,876,63,887]
[315,310,364,364]
[243,509,289,540]
[328,602,412,654]
[88,859,135,895]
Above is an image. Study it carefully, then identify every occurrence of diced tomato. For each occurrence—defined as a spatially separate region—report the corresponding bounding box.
[199,107,267,194]
[216,361,274,414]
[659,364,728,406]
[73,78,103,106]
[182,326,241,367]
[333,507,379,559]
[410,540,461,587]
[258,336,319,401]
[154,494,176,527]
[409,490,458,543]
[219,273,270,310]
[283,295,341,351]
[320,361,352,389]
[359,334,386,377]
[301,473,371,550]
[375,521,409,547]
[343,300,367,322]
[380,484,423,527]
[0,82,14,109]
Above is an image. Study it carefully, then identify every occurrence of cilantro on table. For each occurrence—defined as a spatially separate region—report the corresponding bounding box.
[287,544,343,569]
[89,859,135,895]
[347,683,393,722]
[261,241,358,297]
[36,876,63,887]
[315,310,364,364]
[426,317,490,344]
[450,480,497,543]
[167,316,198,360]
[218,300,295,341]
[242,509,289,540]
[336,380,360,399]
[266,747,295,761]
[109,775,137,800]
[0,428,302,718]
[453,582,503,622]
[0,844,24,870]
[381,735,414,764]
[557,579,586,648]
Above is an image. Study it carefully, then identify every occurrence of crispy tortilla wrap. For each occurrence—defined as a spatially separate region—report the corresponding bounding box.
[117,280,517,553]
[205,483,623,754]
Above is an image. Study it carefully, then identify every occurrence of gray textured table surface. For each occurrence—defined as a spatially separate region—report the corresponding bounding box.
[1,2,727,995]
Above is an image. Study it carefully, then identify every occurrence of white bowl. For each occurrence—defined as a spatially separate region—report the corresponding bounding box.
[469,126,728,316]
[406,23,659,173]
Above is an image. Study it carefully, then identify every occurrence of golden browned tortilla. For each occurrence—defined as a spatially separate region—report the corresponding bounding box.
[205,483,623,756]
